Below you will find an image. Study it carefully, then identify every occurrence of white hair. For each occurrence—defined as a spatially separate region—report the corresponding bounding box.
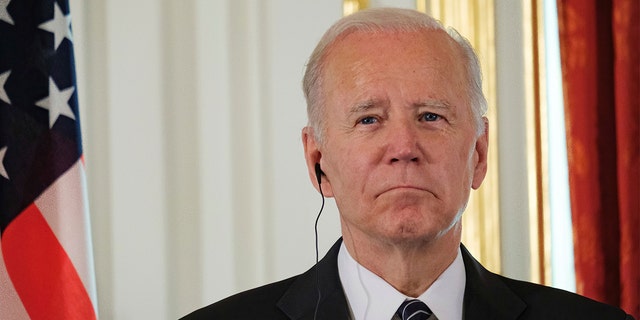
[302,7,487,143]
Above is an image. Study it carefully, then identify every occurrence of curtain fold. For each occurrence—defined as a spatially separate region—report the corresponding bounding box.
[557,0,639,318]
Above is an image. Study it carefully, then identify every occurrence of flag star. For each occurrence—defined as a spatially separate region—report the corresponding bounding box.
[0,70,10,105]
[0,0,13,25]
[0,146,8,180]
[35,77,76,128]
[38,1,72,49]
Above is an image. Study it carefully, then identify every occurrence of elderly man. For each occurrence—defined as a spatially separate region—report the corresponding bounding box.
[183,8,633,320]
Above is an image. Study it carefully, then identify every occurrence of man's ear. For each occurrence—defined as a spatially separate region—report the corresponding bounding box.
[471,118,489,190]
[302,127,334,197]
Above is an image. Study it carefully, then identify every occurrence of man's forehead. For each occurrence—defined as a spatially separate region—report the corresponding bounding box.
[321,29,464,78]
[328,28,457,54]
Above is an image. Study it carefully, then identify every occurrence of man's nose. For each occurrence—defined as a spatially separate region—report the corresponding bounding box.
[387,122,420,163]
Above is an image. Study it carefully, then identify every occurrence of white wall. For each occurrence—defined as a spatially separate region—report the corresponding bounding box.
[69,0,533,319]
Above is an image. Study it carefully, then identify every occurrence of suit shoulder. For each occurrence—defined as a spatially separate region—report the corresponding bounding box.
[180,276,298,320]
[498,276,632,319]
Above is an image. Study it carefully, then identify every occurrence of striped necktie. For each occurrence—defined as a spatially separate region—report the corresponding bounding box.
[395,299,433,320]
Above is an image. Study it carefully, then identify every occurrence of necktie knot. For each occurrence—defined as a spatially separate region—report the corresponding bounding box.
[396,299,432,320]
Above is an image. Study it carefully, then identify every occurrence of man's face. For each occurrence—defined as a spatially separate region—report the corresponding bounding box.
[303,30,488,245]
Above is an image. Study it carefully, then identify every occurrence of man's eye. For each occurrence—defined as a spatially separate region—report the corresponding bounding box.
[420,113,440,122]
[358,116,378,125]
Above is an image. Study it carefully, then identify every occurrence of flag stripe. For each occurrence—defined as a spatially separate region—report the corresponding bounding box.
[0,244,30,320]
[34,159,98,308]
[1,203,96,320]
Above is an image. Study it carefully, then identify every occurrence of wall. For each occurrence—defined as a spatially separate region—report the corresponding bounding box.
[69,0,532,318]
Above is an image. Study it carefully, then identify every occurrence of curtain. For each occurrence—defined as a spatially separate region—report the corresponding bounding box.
[557,0,639,318]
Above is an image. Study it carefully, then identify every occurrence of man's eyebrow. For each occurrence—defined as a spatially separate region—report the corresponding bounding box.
[413,99,452,110]
[347,99,452,115]
[348,100,383,114]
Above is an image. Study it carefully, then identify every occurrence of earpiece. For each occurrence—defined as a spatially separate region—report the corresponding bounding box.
[314,163,323,185]
[312,162,325,320]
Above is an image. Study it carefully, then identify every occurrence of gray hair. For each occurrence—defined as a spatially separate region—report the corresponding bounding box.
[302,7,487,143]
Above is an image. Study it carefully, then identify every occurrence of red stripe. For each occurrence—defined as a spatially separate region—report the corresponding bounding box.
[1,203,96,320]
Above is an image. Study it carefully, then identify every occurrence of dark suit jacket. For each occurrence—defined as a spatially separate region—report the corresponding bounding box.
[182,239,634,319]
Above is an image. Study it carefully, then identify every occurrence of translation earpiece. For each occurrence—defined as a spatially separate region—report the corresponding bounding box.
[314,163,323,185]
[312,162,325,320]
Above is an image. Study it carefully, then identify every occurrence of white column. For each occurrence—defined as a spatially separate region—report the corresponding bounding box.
[495,0,532,281]
[107,0,169,318]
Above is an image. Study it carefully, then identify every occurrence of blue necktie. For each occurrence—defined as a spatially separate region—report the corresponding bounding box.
[396,299,432,320]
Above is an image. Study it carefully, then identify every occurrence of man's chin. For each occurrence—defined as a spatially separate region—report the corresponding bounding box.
[378,228,439,247]
[379,220,462,247]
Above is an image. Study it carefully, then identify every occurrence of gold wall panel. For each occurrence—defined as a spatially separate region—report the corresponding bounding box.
[523,0,551,285]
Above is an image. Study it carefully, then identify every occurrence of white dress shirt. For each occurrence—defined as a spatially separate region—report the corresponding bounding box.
[337,242,465,320]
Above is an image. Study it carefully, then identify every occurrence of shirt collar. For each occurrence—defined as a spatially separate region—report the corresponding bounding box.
[337,242,466,320]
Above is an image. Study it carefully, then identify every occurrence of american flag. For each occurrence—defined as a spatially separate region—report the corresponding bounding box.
[0,0,98,319]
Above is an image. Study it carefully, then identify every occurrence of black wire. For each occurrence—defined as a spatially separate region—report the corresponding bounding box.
[313,181,325,320]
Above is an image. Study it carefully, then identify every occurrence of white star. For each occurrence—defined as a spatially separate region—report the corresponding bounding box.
[0,146,8,180]
[0,70,10,105]
[38,1,73,49]
[35,78,76,128]
[0,0,13,25]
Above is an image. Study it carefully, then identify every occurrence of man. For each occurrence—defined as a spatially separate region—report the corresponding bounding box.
[182,8,634,320]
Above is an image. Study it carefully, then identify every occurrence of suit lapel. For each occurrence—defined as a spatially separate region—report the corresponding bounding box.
[277,239,351,320]
[461,245,526,320]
